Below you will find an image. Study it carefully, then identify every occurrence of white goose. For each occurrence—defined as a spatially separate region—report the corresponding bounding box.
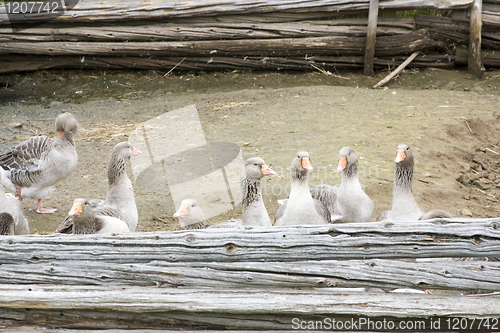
[274,151,330,226]
[67,198,130,234]
[0,112,78,214]
[310,147,374,222]
[55,142,141,233]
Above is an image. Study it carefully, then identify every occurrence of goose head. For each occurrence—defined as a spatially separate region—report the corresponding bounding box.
[113,142,142,161]
[56,112,79,138]
[244,157,276,181]
[173,199,205,227]
[291,151,313,173]
[337,146,358,173]
[395,144,414,166]
[68,198,93,219]
[67,198,98,233]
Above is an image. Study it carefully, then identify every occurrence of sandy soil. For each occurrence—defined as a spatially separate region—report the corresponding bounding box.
[0,67,499,234]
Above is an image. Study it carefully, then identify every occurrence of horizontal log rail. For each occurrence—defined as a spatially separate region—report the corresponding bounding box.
[0,258,499,291]
[0,0,474,25]
[0,22,412,43]
[0,285,499,330]
[1,219,500,264]
[0,30,443,57]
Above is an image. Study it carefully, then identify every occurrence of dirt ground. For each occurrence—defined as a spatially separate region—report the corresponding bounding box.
[0,66,499,234]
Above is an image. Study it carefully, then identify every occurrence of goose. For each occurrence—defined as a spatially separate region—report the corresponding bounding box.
[0,183,29,235]
[55,142,141,234]
[310,146,374,222]
[376,144,424,221]
[173,157,276,229]
[274,151,330,226]
[0,112,78,214]
[173,199,206,230]
[240,157,276,227]
[66,198,130,234]
[376,144,452,222]
[89,142,141,231]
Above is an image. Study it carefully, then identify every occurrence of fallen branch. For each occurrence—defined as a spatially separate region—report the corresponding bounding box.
[372,51,420,88]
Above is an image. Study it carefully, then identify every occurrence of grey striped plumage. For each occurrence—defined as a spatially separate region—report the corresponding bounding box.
[0,213,14,235]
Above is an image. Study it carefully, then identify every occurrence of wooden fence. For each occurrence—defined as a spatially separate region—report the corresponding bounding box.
[0,0,499,77]
[1,218,500,330]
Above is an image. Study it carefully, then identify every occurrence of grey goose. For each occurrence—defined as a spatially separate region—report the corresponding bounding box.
[67,198,130,234]
[173,157,276,229]
[0,112,78,214]
[274,151,330,226]
[55,142,141,233]
[310,146,374,222]
[376,144,452,221]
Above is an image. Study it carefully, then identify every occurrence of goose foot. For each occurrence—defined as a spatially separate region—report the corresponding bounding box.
[36,199,57,214]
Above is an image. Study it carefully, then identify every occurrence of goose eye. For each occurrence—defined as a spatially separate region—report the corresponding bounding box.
[406,147,410,150]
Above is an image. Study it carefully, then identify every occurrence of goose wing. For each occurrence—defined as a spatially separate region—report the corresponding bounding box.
[310,184,339,216]
[55,215,74,234]
[314,198,331,224]
[0,213,14,235]
[0,136,53,187]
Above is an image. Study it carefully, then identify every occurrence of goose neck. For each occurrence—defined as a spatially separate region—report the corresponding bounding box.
[393,163,413,193]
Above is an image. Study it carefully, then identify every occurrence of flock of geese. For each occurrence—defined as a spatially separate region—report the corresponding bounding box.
[0,112,453,236]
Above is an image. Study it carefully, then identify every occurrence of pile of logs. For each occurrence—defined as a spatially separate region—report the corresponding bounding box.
[0,0,498,75]
[1,219,500,329]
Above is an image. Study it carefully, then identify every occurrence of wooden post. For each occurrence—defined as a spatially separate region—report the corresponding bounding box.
[468,0,483,78]
[364,0,379,76]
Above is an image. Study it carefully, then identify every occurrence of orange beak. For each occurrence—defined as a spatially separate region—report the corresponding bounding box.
[302,157,313,170]
[395,149,406,163]
[173,205,188,218]
[337,156,347,172]
[58,130,65,137]
[133,147,142,156]
[261,164,276,176]
[68,202,83,217]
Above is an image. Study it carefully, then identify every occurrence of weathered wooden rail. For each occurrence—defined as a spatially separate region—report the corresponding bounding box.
[0,0,497,76]
[1,219,500,330]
